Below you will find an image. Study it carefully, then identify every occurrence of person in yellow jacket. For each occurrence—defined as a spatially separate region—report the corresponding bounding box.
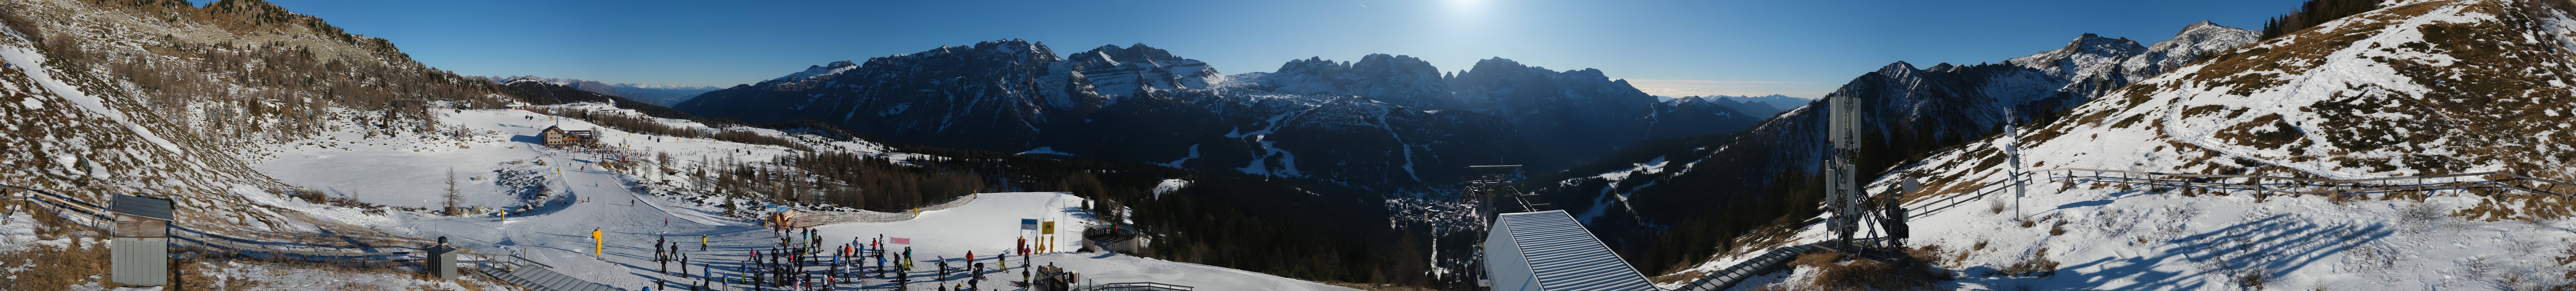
[592,228,605,257]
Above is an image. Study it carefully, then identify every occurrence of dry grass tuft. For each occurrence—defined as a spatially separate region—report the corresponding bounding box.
[1788,252,1952,290]
[1991,247,2062,278]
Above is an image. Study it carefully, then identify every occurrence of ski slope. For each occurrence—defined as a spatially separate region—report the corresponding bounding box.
[245,107,1357,290]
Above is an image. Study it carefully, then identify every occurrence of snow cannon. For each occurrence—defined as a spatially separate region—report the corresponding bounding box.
[1082,224,1139,253]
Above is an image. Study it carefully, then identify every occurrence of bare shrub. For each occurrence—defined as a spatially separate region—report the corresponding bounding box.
[2233,269,2284,290]
[2398,202,2450,234]
[2163,204,2207,220]
[2463,256,2502,278]
[2499,271,2576,291]
[1991,247,2061,277]
[2509,238,2548,256]
[2049,219,2069,236]
[2092,209,2149,239]
[1908,245,1948,265]
[1988,198,2008,214]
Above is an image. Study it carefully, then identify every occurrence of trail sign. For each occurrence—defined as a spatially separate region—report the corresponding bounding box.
[1041,221,1055,234]
[1021,219,1039,230]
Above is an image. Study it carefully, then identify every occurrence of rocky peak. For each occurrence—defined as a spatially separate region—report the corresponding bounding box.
[2123,21,2260,82]
[1257,54,1446,108]
[2006,33,2148,80]
[1068,43,1189,68]
[1063,43,1220,100]
[772,60,859,82]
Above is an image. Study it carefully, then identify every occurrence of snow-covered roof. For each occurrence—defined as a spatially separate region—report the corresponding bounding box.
[1484,210,1656,291]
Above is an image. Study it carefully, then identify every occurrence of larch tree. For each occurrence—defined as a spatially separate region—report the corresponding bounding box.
[445,167,462,216]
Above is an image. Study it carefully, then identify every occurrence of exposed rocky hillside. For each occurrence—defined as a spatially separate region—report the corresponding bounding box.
[1701,0,2576,289]
[1532,21,2264,273]
[0,0,523,238]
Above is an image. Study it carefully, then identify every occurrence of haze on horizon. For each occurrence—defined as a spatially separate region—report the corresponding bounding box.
[264,0,2306,99]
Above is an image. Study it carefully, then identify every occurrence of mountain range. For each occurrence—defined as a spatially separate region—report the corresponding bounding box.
[1659,94,1809,118]
[478,75,720,107]
[674,42,1769,190]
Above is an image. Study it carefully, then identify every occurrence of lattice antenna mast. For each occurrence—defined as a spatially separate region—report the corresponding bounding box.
[1825,89,1866,246]
[1461,165,1537,217]
[2006,107,2028,221]
[1458,164,1530,291]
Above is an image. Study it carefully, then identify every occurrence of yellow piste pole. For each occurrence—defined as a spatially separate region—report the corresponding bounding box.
[592,228,604,256]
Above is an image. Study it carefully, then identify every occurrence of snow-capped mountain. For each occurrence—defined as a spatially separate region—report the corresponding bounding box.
[1531,21,2264,272]
[677,43,1765,190]
[1249,54,1452,109]
[478,75,719,107]
[1065,44,1225,100]
[1695,1,2576,289]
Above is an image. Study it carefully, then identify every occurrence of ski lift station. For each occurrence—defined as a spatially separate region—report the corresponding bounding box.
[1482,210,1658,291]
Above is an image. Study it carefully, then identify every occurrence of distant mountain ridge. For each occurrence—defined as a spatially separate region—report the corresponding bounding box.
[675,41,1769,190]
[1659,94,1810,117]
[477,75,720,107]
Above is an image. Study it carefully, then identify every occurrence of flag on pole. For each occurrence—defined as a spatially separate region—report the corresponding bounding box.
[890,237,911,244]
[1020,219,1039,230]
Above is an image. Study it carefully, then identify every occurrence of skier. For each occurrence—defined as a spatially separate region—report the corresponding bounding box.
[701,235,709,251]
[936,256,950,284]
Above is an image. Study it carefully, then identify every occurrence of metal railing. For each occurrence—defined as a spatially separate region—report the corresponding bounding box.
[3,184,452,263]
[1086,282,1197,291]
[785,194,977,227]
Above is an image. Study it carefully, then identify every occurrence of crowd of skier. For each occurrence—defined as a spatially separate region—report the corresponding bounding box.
[622,227,1049,291]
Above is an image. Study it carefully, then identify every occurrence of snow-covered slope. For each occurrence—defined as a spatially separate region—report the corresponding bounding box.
[0,0,472,238]
[245,105,1353,290]
[1697,0,2576,289]
[1531,20,2265,275]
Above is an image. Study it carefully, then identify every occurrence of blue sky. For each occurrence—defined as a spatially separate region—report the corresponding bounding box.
[263,0,2305,98]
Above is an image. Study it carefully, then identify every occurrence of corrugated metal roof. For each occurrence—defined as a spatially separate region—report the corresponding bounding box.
[1497,210,1658,291]
[110,194,174,221]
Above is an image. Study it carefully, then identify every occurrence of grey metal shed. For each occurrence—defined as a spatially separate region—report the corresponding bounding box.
[110,194,175,287]
[1482,210,1658,291]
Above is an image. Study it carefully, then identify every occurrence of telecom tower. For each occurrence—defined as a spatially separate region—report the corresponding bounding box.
[1462,165,1539,215]
[1825,89,1867,245]
[1823,89,1912,260]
